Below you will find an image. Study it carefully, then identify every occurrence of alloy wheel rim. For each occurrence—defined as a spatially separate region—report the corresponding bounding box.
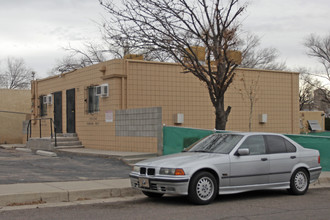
[295,171,307,191]
[196,177,214,200]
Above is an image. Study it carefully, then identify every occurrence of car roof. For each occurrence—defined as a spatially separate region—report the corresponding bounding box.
[215,132,286,136]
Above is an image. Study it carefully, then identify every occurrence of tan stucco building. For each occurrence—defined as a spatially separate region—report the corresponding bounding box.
[0,89,30,144]
[30,58,299,153]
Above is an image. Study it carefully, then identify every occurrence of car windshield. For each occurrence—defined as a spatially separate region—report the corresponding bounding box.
[187,133,243,154]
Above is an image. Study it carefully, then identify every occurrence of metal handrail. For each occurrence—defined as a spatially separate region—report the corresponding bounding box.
[26,118,57,147]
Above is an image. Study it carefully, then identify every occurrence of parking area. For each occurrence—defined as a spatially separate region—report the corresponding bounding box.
[0,148,131,184]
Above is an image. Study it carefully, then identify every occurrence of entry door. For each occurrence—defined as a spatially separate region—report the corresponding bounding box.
[53,91,62,133]
[66,89,76,133]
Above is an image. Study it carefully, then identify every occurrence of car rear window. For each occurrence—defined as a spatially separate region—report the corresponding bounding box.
[265,135,296,154]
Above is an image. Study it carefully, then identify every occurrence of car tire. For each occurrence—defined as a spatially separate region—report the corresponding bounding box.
[142,191,164,198]
[289,168,309,195]
[188,171,218,205]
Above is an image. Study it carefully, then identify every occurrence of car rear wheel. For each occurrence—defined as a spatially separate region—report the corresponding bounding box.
[188,171,218,205]
[289,168,309,195]
[142,191,164,198]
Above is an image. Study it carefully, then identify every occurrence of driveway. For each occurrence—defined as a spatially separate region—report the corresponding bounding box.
[0,148,131,184]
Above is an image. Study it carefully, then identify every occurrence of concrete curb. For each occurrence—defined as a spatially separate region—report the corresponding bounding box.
[16,148,32,153]
[0,144,26,149]
[0,145,15,150]
[0,179,140,207]
[36,150,57,157]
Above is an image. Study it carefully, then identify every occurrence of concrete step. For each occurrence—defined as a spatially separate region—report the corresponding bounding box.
[55,145,84,149]
[52,141,82,147]
[51,137,79,142]
[56,133,77,137]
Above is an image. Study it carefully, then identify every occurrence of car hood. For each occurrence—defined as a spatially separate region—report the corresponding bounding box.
[135,152,227,168]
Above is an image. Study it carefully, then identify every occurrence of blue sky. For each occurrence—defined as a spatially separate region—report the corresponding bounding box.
[1,0,329,78]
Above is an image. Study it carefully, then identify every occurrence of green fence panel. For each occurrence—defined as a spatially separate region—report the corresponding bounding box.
[163,126,330,171]
[285,134,330,171]
[306,131,330,137]
[163,126,213,155]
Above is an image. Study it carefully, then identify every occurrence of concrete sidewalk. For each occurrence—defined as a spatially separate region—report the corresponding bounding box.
[0,178,139,206]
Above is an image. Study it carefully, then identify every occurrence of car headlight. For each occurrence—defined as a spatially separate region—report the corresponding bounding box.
[160,168,185,175]
[133,166,140,173]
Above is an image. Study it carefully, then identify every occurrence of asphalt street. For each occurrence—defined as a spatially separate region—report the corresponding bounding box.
[0,148,131,184]
[1,188,330,220]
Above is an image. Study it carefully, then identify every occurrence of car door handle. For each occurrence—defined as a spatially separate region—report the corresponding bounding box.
[290,156,296,159]
[261,158,268,161]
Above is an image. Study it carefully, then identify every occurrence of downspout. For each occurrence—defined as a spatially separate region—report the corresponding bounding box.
[291,73,294,134]
[122,59,128,109]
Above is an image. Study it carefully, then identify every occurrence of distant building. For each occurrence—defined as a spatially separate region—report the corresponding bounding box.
[29,58,299,153]
[0,89,30,144]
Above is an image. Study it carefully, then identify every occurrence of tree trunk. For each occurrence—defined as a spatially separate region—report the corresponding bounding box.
[249,101,253,132]
[215,98,231,130]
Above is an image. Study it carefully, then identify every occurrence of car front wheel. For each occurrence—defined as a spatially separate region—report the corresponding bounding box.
[289,168,309,195]
[188,171,218,205]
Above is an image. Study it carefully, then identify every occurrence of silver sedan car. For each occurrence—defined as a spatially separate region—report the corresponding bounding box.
[130,133,322,205]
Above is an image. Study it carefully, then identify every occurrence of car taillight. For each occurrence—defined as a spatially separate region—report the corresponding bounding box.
[318,156,321,164]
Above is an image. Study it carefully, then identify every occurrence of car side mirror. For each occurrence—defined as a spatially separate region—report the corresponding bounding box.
[236,148,250,156]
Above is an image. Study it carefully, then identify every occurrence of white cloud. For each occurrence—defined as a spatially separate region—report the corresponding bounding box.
[244,0,330,71]
[0,0,105,77]
[1,0,330,78]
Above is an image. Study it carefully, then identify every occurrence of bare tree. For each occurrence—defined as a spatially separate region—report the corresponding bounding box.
[235,74,260,131]
[98,0,246,130]
[0,57,32,89]
[50,42,111,75]
[304,33,330,83]
[303,33,330,108]
[298,68,321,110]
[239,33,286,70]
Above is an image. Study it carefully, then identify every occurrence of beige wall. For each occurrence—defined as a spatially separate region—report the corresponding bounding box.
[126,61,299,134]
[0,89,31,144]
[31,59,299,152]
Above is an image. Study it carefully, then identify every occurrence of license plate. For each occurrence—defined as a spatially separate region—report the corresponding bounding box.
[139,178,150,188]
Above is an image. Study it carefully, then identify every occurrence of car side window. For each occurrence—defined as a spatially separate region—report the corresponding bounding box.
[284,139,297,152]
[239,135,266,155]
[265,135,288,154]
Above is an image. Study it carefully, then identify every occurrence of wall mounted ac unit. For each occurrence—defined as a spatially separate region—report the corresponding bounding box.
[259,114,267,124]
[43,96,48,104]
[174,113,184,124]
[47,94,53,105]
[101,84,109,97]
[95,86,102,96]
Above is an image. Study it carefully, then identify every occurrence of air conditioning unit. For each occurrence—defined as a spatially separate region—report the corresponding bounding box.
[47,94,53,105]
[259,114,267,124]
[174,113,184,124]
[95,86,102,96]
[100,84,109,97]
[43,96,48,104]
